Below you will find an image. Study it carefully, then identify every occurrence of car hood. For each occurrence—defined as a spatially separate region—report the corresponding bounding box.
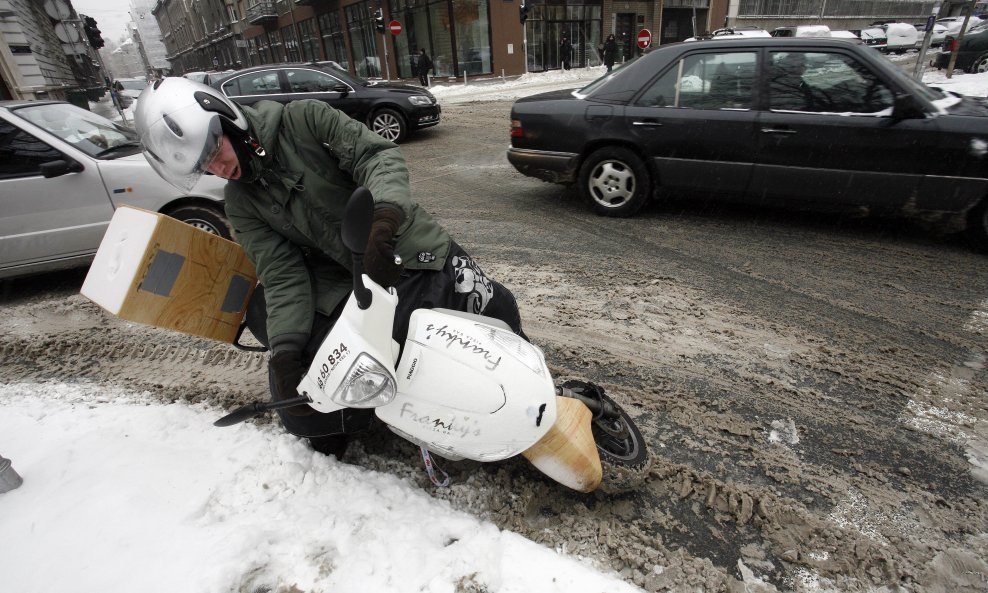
[365,81,435,97]
[514,88,581,104]
[943,93,988,116]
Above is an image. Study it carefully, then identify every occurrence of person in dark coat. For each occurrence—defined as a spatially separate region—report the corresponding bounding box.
[560,35,572,70]
[602,34,618,72]
[416,48,433,86]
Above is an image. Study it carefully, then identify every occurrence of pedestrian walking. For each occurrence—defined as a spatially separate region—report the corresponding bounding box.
[416,48,433,86]
[560,35,572,70]
[602,34,617,73]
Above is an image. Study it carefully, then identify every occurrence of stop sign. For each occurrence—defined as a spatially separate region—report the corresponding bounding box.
[637,28,651,49]
[389,20,402,35]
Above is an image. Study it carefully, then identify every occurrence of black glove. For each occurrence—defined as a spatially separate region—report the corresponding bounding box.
[269,349,314,416]
[363,206,405,287]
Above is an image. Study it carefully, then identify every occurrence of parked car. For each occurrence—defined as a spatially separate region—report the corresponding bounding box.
[112,77,148,108]
[858,27,888,50]
[936,21,988,71]
[914,22,949,47]
[0,100,231,280]
[936,15,983,35]
[182,70,236,86]
[684,27,771,42]
[212,63,440,143]
[883,22,919,52]
[830,30,864,44]
[506,37,988,250]
[771,25,831,38]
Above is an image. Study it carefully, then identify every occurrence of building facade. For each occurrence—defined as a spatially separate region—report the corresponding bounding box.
[149,0,966,81]
[0,0,103,101]
[131,0,171,74]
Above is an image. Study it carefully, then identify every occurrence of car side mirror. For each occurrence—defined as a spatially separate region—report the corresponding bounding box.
[333,83,349,94]
[39,159,83,178]
[891,93,925,121]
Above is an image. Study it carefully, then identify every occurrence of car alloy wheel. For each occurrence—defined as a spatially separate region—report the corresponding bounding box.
[971,52,988,74]
[370,108,407,143]
[579,146,651,218]
[167,205,233,239]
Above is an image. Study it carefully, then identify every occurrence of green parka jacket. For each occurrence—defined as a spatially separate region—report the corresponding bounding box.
[223,99,451,350]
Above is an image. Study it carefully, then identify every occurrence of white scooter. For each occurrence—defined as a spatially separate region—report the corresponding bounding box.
[216,187,648,493]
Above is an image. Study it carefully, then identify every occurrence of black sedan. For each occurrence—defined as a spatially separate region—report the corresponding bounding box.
[213,63,440,143]
[508,37,988,250]
[936,22,988,72]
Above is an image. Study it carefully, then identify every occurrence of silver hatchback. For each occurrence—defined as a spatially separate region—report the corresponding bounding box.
[0,100,231,280]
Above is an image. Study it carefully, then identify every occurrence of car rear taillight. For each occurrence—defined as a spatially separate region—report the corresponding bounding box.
[946,37,957,52]
[510,119,524,138]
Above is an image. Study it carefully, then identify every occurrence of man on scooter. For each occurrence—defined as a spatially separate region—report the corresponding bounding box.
[134,77,527,457]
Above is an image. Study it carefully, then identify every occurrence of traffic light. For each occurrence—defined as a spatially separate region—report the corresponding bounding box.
[519,1,529,24]
[83,16,104,49]
[373,8,385,33]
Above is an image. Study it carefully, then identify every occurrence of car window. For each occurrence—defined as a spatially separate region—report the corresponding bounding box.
[221,71,283,97]
[13,103,138,157]
[0,119,63,179]
[637,51,757,110]
[768,51,894,114]
[285,69,347,93]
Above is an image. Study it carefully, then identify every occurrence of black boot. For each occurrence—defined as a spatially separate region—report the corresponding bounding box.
[308,434,350,458]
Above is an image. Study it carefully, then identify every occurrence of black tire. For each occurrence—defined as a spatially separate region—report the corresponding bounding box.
[369,108,407,143]
[560,380,651,494]
[965,199,988,252]
[970,52,988,74]
[578,146,651,217]
[167,204,232,239]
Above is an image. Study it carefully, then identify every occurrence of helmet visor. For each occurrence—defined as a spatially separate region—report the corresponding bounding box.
[139,108,223,193]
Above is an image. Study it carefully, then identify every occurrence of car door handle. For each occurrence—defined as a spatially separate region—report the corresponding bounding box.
[761,127,797,135]
[632,120,662,127]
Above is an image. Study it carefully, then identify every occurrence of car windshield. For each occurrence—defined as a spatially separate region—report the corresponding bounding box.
[13,102,140,158]
[116,79,146,91]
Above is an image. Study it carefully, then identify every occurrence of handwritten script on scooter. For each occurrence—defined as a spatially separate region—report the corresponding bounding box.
[421,323,502,371]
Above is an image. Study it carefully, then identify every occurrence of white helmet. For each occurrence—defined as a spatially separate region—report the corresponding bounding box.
[134,77,251,192]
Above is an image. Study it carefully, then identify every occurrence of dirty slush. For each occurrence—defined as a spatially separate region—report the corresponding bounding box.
[3,93,988,592]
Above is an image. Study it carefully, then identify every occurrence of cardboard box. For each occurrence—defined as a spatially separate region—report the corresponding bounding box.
[81,206,256,343]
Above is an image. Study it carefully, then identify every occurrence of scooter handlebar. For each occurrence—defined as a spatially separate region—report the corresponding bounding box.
[213,395,314,427]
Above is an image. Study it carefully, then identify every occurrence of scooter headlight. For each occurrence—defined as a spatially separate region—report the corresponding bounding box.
[330,353,397,408]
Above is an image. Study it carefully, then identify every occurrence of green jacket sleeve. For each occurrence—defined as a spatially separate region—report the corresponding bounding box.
[288,100,415,232]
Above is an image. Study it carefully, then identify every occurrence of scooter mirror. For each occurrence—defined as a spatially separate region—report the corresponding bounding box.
[342,186,374,254]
